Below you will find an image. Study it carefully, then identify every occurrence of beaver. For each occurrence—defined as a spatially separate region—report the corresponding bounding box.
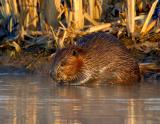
[50,32,140,85]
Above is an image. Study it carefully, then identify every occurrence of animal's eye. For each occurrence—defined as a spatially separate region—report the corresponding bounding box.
[72,50,79,56]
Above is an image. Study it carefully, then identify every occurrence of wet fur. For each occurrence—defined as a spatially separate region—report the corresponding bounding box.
[50,32,140,85]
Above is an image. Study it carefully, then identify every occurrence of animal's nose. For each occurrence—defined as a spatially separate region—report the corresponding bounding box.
[49,70,65,85]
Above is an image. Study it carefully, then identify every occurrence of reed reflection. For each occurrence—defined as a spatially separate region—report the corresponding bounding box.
[0,76,160,124]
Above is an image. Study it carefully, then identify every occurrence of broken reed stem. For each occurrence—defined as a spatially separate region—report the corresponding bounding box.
[143,20,157,36]
[84,12,99,26]
[59,30,67,48]
[141,0,159,34]
[0,0,11,16]
[88,0,95,19]
[127,0,135,39]
[54,0,62,12]
[137,0,143,12]
[73,0,84,29]
[8,0,18,15]
[85,23,111,33]
[94,0,102,20]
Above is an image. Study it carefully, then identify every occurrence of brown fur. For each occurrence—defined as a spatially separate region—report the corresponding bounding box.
[50,32,140,85]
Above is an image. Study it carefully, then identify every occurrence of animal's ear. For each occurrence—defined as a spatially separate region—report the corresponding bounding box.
[72,50,79,56]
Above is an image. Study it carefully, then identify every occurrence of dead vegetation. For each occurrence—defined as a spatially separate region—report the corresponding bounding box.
[0,0,159,53]
[0,0,160,74]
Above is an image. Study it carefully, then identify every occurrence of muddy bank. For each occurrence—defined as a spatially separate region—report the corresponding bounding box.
[0,52,53,75]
